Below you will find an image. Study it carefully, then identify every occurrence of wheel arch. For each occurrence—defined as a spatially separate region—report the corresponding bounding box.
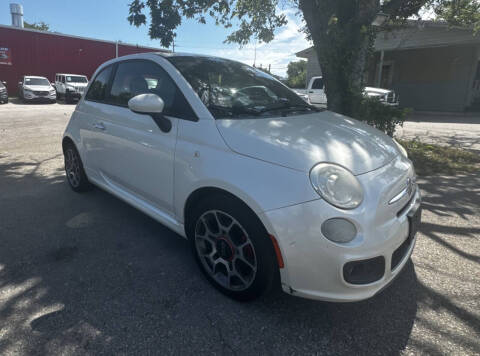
[184,187,265,239]
[62,136,76,153]
[183,185,284,274]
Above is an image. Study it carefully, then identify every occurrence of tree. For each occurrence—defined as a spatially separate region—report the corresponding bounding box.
[127,0,478,117]
[24,21,50,31]
[286,60,307,88]
[426,0,480,32]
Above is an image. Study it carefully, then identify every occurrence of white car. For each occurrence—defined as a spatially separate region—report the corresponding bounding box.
[18,76,56,103]
[55,73,88,103]
[364,86,399,106]
[306,76,399,107]
[62,53,421,302]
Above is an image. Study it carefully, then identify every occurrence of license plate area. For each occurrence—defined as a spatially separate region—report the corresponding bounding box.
[391,203,421,271]
[407,204,422,239]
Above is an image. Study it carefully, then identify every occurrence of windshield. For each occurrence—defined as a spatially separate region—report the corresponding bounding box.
[167,56,318,119]
[66,76,88,83]
[24,78,50,86]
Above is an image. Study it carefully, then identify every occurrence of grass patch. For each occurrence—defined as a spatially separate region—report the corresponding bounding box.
[397,139,480,176]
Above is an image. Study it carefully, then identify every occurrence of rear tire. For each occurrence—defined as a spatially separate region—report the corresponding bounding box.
[64,143,92,192]
[188,194,277,301]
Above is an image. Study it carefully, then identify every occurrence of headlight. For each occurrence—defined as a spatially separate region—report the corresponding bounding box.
[393,139,408,158]
[310,163,364,209]
[49,89,56,94]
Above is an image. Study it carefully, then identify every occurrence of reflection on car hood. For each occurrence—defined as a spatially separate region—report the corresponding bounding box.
[24,85,53,91]
[216,111,399,175]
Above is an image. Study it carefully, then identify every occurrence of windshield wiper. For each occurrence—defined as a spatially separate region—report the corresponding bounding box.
[257,104,320,115]
[207,104,235,117]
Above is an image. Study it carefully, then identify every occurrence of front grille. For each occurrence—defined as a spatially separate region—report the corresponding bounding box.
[33,91,48,96]
[387,92,396,103]
[396,188,416,217]
[343,256,385,284]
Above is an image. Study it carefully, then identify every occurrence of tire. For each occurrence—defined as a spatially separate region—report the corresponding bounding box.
[63,143,93,192]
[188,194,277,301]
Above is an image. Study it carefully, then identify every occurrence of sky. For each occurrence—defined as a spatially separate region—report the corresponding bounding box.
[0,1,310,77]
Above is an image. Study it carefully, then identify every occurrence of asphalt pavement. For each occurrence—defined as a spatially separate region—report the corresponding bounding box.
[0,101,479,355]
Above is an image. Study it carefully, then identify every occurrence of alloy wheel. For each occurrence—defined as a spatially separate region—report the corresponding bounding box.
[65,148,81,188]
[195,210,257,291]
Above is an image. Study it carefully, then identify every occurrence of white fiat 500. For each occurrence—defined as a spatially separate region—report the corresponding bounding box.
[63,53,421,302]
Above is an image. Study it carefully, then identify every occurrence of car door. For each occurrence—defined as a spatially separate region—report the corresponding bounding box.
[79,64,115,179]
[85,59,196,215]
[308,77,327,105]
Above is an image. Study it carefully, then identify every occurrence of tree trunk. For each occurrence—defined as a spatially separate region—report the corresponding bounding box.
[299,0,378,116]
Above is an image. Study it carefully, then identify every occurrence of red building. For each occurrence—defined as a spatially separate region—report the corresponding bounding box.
[0,24,168,95]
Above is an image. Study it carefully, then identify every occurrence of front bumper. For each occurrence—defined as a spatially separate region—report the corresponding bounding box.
[23,91,56,102]
[66,90,83,101]
[0,92,7,102]
[261,156,421,302]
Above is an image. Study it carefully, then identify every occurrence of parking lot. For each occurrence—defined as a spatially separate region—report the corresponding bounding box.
[0,102,479,355]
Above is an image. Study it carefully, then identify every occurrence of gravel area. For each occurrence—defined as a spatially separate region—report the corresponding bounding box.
[396,112,480,153]
[0,102,479,355]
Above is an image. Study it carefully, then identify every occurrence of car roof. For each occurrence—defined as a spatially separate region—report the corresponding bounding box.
[56,73,87,77]
[155,52,246,63]
[24,75,48,79]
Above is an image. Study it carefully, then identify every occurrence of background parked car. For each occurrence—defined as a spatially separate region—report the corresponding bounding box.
[55,73,88,103]
[296,76,399,107]
[0,80,7,103]
[364,86,399,106]
[18,76,56,103]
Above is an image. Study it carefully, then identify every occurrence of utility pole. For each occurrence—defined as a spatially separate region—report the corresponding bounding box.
[253,39,257,67]
[172,37,175,53]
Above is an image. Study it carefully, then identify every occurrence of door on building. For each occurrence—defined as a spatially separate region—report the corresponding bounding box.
[380,64,393,89]
[376,61,394,89]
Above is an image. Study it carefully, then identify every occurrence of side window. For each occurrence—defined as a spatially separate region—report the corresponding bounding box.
[61,76,66,83]
[109,60,196,120]
[85,66,113,103]
[312,78,324,90]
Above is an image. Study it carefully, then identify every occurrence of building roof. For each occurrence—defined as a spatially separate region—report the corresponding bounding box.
[0,24,170,53]
[296,20,480,58]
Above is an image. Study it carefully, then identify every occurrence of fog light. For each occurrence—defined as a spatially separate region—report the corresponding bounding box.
[321,218,357,243]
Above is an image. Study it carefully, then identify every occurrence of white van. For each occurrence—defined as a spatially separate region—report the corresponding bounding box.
[55,74,88,103]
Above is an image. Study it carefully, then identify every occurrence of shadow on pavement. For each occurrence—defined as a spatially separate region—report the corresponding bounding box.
[2,155,477,354]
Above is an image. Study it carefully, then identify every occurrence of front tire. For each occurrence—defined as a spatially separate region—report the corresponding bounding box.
[64,143,92,192]
[188,194,277,301]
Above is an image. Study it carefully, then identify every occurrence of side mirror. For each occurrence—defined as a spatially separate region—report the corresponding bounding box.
[18,81,22,86]
[1,81,6,86]
[128,94,171,133]
[51,82,55,86]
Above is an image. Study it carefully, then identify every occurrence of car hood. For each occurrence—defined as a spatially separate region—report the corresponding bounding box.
[66,83,88,87]
[216,111,399,175]
[24,85,53,91]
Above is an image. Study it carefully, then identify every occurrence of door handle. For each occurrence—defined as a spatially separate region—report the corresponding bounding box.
[93,122,106,130]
